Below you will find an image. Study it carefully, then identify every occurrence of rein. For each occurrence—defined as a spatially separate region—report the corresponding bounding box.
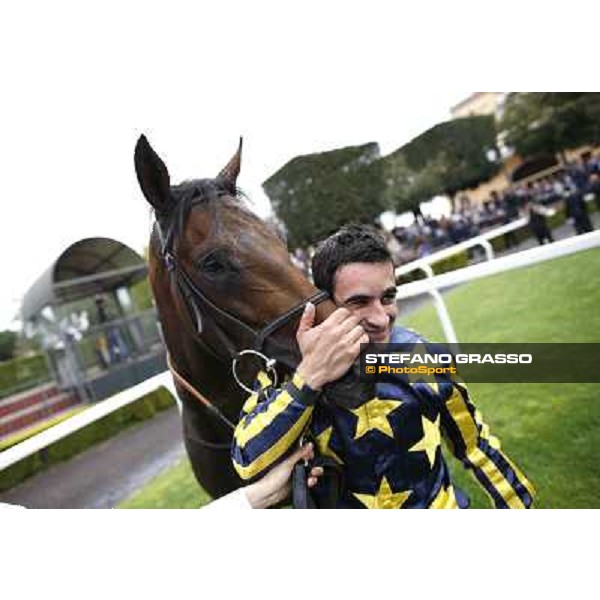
[166,352,237,432]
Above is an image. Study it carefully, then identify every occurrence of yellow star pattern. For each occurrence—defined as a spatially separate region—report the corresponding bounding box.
[409,414,441,469]
[315,426,343,464]
[350,397,402,440]
[353,476,412,509]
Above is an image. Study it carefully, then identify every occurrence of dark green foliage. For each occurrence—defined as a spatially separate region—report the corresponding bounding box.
[488,225,530,253]
[383,115,501,213]
[0,386,176,491]
[0,354,51,398]
[433,253,469,274]
[500,93,600,159]
[263,143,386,248]
[397,252,470,285]
[0,331,18,362]
[130,278,154,312]
[0,452,44,489]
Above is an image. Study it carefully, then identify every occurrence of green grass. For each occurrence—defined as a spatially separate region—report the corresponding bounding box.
[402,247,600,344]
[118,458,212,509]
[401,247,600,508]
[119,248,600,508]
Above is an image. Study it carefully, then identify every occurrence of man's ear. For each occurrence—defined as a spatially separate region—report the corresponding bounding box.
[216,137,242,193]
[134,134,173,214]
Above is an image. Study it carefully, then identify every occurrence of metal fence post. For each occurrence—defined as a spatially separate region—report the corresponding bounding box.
[428,289,459,345]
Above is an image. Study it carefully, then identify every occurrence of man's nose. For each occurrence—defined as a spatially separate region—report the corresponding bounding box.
[367,300,389,328]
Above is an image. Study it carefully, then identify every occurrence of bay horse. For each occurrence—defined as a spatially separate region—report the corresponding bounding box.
[134,135,370,499]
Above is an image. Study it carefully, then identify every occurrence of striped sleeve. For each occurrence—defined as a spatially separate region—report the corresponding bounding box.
[438,382,536,509]
[231,370,318,481]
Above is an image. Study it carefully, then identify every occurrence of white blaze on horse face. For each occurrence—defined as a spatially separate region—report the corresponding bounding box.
[333,262,397,344]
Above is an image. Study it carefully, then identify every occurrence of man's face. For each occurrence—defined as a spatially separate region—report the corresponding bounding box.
[332,261,397,343]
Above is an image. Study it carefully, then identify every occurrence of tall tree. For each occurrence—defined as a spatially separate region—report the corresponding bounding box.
[500,93,600,160]
[383,115,501,213]
[263,143,385,248]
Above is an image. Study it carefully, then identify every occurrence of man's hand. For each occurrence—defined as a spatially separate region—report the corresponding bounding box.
[295,302,369,390]
[244,443,324,509]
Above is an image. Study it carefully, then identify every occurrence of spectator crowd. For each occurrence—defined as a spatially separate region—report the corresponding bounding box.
[386,154,599,264]
[289,154,600,273]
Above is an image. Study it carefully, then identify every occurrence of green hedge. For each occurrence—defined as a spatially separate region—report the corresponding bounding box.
[0,354,51,398]
[263,143,386,248]
[383,115,501,214]
[0,386,176,491]
[397,251,469,285]
[130,278,154,312]
[432,252,469,275]
[489,223,531,253]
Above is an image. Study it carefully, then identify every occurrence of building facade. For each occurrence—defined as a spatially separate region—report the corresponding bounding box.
[450,92,508,120]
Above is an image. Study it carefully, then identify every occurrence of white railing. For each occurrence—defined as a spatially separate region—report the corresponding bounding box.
[395,229,600,344]
[394,218,528,279]
[0,371,179,472]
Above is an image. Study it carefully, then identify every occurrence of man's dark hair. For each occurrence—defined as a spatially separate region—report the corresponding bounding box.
[311,224,392,295]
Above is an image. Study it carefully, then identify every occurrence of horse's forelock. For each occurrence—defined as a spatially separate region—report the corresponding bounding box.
[157,178,230,245]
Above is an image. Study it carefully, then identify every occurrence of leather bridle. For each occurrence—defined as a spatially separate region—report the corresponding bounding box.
[155,218,329,441]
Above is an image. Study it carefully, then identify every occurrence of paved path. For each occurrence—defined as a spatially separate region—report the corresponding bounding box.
[0,407,185,509]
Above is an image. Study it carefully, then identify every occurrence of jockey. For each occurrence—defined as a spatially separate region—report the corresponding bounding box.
[231,225,535,508]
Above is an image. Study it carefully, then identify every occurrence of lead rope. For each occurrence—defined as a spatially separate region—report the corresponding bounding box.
[166,353,236,432]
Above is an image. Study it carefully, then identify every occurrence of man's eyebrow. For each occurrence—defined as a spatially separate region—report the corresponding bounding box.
[342,293,371,303]
[342,287,398,303]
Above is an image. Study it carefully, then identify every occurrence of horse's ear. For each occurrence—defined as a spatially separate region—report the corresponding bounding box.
[216,137,243,192]
[134,134,172,214]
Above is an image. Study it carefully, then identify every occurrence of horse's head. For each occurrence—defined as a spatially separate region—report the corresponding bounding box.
[134,135,325,384]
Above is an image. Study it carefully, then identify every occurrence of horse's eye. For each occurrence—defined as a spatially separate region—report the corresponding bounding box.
[198,251,228,275]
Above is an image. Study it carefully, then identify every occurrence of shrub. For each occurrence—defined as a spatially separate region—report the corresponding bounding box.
[397,251,469,286]
[0,354,51,398]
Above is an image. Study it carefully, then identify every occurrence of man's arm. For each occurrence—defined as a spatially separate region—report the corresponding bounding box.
[231,370,318,481]
[437,381,535,508]
[212,443,322,509]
